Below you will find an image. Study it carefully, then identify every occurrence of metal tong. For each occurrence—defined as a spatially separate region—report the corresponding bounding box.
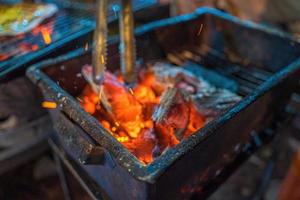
[93,0,136,84]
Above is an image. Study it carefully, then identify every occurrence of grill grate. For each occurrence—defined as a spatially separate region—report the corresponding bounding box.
[0,10,93,73]
[168,44,274,96]
[44,0,157,14]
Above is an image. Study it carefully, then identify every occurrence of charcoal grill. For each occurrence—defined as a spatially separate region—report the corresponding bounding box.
[27,8,300,200]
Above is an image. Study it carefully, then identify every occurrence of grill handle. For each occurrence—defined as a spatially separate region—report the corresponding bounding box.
[50,110,106,165]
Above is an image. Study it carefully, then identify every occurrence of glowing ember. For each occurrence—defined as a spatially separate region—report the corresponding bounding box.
[32,22,53,45]
[42,101,57,109]
[40,27,52,44]
[79,63,240,164]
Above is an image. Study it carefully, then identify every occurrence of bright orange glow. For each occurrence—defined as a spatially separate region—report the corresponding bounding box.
[32,22,53,45]
[31,44,39,51]
[0,54,9,61]
[41,27,52,44]
[116,136,129,142]
[79,66,206,164]
[42,101,57,109]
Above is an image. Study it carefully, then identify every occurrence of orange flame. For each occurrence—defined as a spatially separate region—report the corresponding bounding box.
[79,68,205,164]
[32,22,53,45]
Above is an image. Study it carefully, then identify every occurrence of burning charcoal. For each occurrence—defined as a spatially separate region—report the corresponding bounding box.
[152,88,178,123]
[184,103,206,137]
[80,85,99,114]
[101,72,144,138]
[151,62,214,96]
[155,123,179,151]
[81,65,145,138]
[153,88,193,141]
[79,61,240,164]
[133,85,157,104]
[81,65,112,113]
[152,62,196,86]
[151,62,241,118]
[123,129,157,164]
[192,88,242,118]
[133,85,158,120]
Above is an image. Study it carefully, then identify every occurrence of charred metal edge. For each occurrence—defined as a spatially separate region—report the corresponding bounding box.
[26,8,300,183]
[134,7,300,43]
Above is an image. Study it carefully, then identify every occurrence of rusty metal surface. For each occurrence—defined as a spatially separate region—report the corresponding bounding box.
[27,8,300,199]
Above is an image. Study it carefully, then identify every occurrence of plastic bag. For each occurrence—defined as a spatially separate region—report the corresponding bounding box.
[0,3,58,36]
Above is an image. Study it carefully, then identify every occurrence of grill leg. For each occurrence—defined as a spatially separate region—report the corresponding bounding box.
[53,153,72,200]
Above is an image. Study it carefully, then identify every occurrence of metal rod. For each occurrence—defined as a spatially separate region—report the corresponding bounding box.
[119,0,136,83]
[53,153,72,200]
[92,0,108,83]
[49,139,102,200]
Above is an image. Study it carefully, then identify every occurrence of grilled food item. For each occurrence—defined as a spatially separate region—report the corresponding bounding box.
[0,3,58,36]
